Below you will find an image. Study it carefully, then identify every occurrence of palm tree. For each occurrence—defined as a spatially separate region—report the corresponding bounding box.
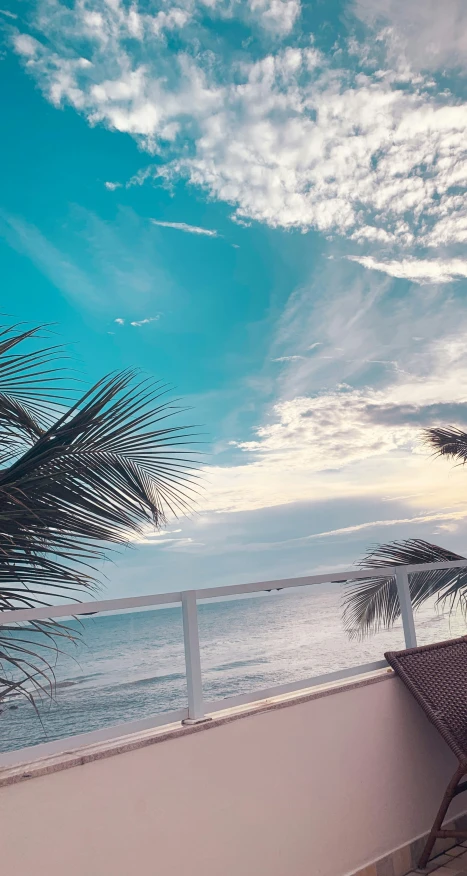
[343,427,467,638]
[0,324,199,704]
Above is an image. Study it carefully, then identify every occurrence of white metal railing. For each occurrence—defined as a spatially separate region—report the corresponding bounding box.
[1,558,466,765]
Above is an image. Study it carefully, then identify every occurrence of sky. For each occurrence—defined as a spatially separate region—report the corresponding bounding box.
[2,0,467,597]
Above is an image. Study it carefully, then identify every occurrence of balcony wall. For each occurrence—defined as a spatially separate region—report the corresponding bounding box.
[0,671,464,876]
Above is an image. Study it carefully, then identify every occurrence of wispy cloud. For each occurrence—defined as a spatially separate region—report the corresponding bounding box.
[130,525,201,550]
[272,355,304,362]
[0,9,17,18]
[105,181,122,191]
[131,527,182,545]
[0,209,100,305]
[130,316,160,326]
[150,220,219,237]
[114,317,125,325]
[199,259,467,515]
[307,510,467,541]
[0,206,172,315]
[348,256,467,284]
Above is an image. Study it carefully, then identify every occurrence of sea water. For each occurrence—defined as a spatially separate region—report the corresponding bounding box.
[0,586,465,754]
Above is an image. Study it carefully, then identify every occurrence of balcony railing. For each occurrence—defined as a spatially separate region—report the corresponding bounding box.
[1,558,466,765]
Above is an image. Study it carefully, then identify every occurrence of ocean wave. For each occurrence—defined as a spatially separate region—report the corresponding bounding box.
[105,671,186,692]
[212,658,268,672]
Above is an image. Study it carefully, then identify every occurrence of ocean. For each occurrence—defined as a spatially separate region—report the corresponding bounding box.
[0,585,465,754]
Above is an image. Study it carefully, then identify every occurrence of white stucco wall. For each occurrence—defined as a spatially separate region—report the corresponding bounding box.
[0,674,462,876]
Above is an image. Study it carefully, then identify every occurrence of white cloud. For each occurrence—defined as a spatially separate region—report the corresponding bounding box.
[348,256,467,284]
[199,258,467,515]
[13,33,39,57]
[13,13,467,259]
[130,316,160,326]
[114,317,125,324]
[150,220,219,237]
[234,388,419,471]
[0,9,17,19]
[200,383,467,515]
[166,51,467,249]
[105,181,122,191]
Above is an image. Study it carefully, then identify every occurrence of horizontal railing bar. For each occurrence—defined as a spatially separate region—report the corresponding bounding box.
[0,567,398,624]
[0,591,183,625]
[0,707,189,769]
[197,560,467,601]
[2,558,467,625]
[204,660,388,713]
[5,555,465,767]
[404,559,467,574]
[194,568,398,601]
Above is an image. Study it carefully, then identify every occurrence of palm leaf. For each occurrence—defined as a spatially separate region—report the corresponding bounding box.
[0,325,201,703]
[425,426,467,464]
[343,539,467,638]
[0,324,71,466]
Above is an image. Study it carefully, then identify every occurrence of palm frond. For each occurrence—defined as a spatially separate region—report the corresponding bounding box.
[0,325,201,703]
[425,426,467,464]
[0,323,72,466]
[343,539,467,638]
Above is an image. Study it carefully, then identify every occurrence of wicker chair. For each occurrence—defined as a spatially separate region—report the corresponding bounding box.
[385,636,467,869]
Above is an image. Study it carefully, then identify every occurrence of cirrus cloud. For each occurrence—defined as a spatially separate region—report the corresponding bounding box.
[130,316,160,326]
[150,219,219,236]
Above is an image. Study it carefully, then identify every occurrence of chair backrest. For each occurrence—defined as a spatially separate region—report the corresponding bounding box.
[385,636,467,764]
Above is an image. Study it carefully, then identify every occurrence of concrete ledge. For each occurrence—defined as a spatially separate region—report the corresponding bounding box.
[0,668,461,876]
[0,666,392,788]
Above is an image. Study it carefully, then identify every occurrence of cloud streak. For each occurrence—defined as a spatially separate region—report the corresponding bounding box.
[130,316,160,326]
[150,220,219,237]
[272,355,304,362]
[348,256,467,284]
[307,509,467,541]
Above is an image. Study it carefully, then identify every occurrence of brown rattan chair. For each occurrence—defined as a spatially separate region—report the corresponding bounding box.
[385,636,467,869]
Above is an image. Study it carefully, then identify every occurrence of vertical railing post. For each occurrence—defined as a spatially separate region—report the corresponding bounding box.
[181,590,207,723]
[395,567,417,649]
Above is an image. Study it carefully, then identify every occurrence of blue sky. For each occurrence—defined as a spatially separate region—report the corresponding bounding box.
[3,0,467,597]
